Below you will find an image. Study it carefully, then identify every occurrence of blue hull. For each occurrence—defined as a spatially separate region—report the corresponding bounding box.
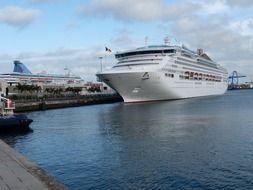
[0,114,33,133]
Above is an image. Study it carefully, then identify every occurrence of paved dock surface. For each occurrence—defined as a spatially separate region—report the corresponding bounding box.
[0,139,68,190]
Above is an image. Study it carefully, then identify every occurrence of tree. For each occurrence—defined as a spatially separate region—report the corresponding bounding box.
[15,83,41,94]
[65,87,82,95]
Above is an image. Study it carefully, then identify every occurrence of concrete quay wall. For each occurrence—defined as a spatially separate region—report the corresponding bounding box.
[14,94,123,112]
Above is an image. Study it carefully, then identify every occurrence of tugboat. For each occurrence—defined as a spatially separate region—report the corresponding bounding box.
[0,96,33,133]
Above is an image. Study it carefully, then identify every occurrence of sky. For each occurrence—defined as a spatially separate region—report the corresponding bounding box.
[0,0,253,82]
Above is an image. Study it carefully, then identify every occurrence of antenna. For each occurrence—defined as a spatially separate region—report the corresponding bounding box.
[164,36,170,45]
[64,66,70,76]
[145,36,148,46]
[99,56,103,72]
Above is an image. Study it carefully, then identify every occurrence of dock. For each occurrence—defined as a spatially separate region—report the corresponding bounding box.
[13,93,123,112]
[0,139,68,190]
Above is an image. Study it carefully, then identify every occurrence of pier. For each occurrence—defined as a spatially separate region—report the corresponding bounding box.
[0,139,68,190]
[13,93,123,112]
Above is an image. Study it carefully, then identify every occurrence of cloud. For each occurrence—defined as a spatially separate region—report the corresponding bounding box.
[0,54,12,60]
[226,0,253,7]
[110,29,134,49]
[230,18,253,35]
[77,0,199,22]
[196,0,228,14]
[161,3,200,21]
[0,6,41,28]
[0,46,115,81]
[169,13,253,76]
[29,0,64,3]
[1,0,253,81]
[76,0,253,78]
[77,0,161,22]
[43,47,84,57]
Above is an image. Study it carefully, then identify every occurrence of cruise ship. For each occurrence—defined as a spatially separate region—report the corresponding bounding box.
[0,60,84,85]
[97,41,228,103]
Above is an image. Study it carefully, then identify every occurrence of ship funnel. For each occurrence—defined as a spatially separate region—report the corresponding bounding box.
[197,48,204,55]
[13,60,32,74]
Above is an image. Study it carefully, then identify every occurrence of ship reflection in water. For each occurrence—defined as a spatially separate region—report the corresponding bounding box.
[1,90,253,190]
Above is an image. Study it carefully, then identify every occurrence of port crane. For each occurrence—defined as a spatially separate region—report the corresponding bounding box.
[228,71,246,87]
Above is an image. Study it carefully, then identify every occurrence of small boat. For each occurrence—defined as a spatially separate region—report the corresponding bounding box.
[0,96,33,133]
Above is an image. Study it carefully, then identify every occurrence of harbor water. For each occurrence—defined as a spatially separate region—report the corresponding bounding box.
[1,90,253,189]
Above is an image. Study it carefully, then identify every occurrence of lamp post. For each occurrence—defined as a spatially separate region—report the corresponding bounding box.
[99,56,103,72]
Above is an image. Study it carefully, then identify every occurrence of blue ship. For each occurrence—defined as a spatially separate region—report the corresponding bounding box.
[0,60,83,85]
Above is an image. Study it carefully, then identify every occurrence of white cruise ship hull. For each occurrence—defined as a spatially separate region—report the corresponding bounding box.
[98,71,228,103]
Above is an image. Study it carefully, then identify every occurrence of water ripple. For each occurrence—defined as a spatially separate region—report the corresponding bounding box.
[1,90,253,189]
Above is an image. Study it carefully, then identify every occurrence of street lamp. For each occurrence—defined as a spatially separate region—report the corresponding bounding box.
[99,57,103,72]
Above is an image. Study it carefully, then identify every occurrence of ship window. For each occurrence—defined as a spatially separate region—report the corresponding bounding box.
[165,73,174,78]
[164,49,175,54]
[116,49,175,58]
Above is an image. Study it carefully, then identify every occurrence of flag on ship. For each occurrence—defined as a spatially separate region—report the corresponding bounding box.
[105,46,112,52]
